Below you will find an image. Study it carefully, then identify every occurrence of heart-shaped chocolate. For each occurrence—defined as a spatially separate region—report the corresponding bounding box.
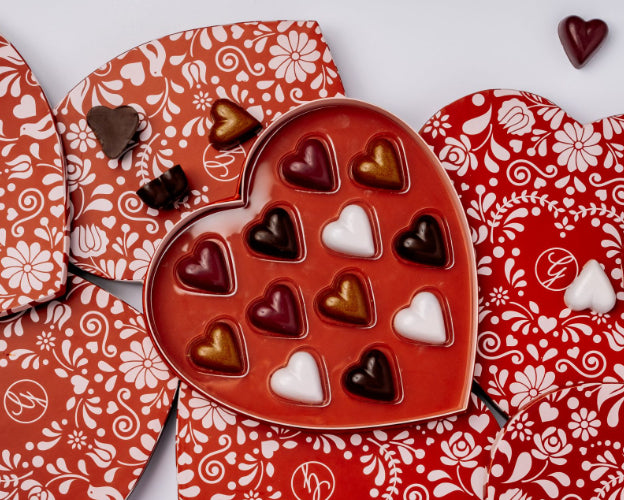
[344,349,396,402]
[351,137,404,190]
[248,283,303,336]
[136,164,189,209]
[394,215,446,266]
[281,138,335,191]
[87,105,140,159]
[558,15,608,69]
[209,99,262,150]
[188,321,244,374]
[176,239,231,293]
[246,207,300,259]
[316,271,372,325]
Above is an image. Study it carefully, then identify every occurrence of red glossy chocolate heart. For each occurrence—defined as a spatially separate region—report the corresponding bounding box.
[248,283,303,336]
[281,137,336,191]
[176,239,231,293]
[558,15,608,69]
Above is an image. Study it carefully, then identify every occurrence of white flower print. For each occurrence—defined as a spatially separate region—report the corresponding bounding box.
[192,90,211,111]
[440,431,482,468]
[70,224,109,259]
[507,411,533,442]
[438,135,478,176]
[130,239,161,280]
[509,366,556,409]
[189,393,237,431]
[497,98,535,136]
[499,488,532,500]
[532,426,572,465]
[423,111,451,138]
[269,31,320,83]
[489,286,509,306]
[552,122,602,173]
[35,331,55,351]
[67,429,87,450]
[568,408,600,441]
[0,241,54,294]
[427,415,457,434]
[119,337,170,389]
[65,119,97,153]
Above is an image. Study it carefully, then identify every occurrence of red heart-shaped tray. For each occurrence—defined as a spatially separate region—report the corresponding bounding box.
[144,98,477,429]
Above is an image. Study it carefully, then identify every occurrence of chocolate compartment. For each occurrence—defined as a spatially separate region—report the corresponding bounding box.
[144,99,477,430]
[279,135,339,193]
[349,135,409,192]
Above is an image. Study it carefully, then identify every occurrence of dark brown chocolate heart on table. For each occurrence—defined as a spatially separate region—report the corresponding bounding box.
[209,99,262,150]
[87,105,140,159]
[394,214,446,266]
[351,137,404,190]
[344,349,396,402]
[248,283,303,336]
[558,15,608,69]
[176,239,231,293]
[316,272,372,326]
[246,207,300,259]
[281,138,335,191]
[188,321,243,374]
[136,165,189,209]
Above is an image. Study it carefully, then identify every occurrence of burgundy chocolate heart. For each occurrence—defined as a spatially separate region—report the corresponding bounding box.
[280,138,335,191]
[394,214,446,266]
[246,207,300,260]
[248,283,303,336]
[176,239,231,293]
[558,15,608,69]
[344,349,396,402]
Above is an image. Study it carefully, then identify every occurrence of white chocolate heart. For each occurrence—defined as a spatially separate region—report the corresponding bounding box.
[270,351,325,404]
[564,259,616,314]
[321,204,375,257]
[393,291,447,344]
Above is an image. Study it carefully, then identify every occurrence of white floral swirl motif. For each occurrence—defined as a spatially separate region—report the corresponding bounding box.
[497,98,535,136]
[0,241,53,295]
[202,143,247,183]
[477,331,525,364]
[117,192,159,235]
[268,31,320,83]
[403,484,430,500]
[555,350,607,379]
[215,46,265,77]
[198,434,232,484]
[587,172,624,206]
[552,122,602,173]
[112,388,141,440]
[80,311,116,358]
[506,160,557,187]
[10,188,45,238]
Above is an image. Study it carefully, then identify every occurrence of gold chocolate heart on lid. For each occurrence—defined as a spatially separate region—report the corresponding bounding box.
[209,99,262,149]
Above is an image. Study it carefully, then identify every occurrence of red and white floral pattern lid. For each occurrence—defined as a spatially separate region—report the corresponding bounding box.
[55,21,344,281]
[0,34,68,316]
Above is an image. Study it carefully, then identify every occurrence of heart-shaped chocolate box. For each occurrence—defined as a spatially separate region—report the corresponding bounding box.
[144,98,478,429]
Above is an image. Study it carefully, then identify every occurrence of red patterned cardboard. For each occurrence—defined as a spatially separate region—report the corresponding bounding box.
[55,21,344,281]
[421,90,624,414]
[0,275,178,500]
[175,383,499,500]
[486,382,624,499]
[0,34,68,315]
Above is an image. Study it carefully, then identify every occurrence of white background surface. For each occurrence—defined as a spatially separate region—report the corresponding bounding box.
[2,1,624,498]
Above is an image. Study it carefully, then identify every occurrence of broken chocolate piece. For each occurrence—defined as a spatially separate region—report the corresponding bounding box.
[87,105,140,159]
[209,99,262,149]
[136,165,189,209]
[558,15,608,69]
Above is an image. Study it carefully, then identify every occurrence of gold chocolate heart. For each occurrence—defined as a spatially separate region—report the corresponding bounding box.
[316,272,372,325]
[189,321,244,374]
[351,137,404,190]
[208,99,262,150]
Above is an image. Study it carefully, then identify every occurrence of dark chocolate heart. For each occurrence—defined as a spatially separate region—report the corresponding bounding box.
[136,164,189,209]
[248,283,303,336]
[87,105,140,159]
[246,207,300,259]
[188,321,243,374]
[351,137,404,190]
[209,99,262,149]
[176,239,231,293]
[316,271,372,325]
[558,15,608,69]
[344,349,396,402]
[281,138,335,191]
[394,215,446,266]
